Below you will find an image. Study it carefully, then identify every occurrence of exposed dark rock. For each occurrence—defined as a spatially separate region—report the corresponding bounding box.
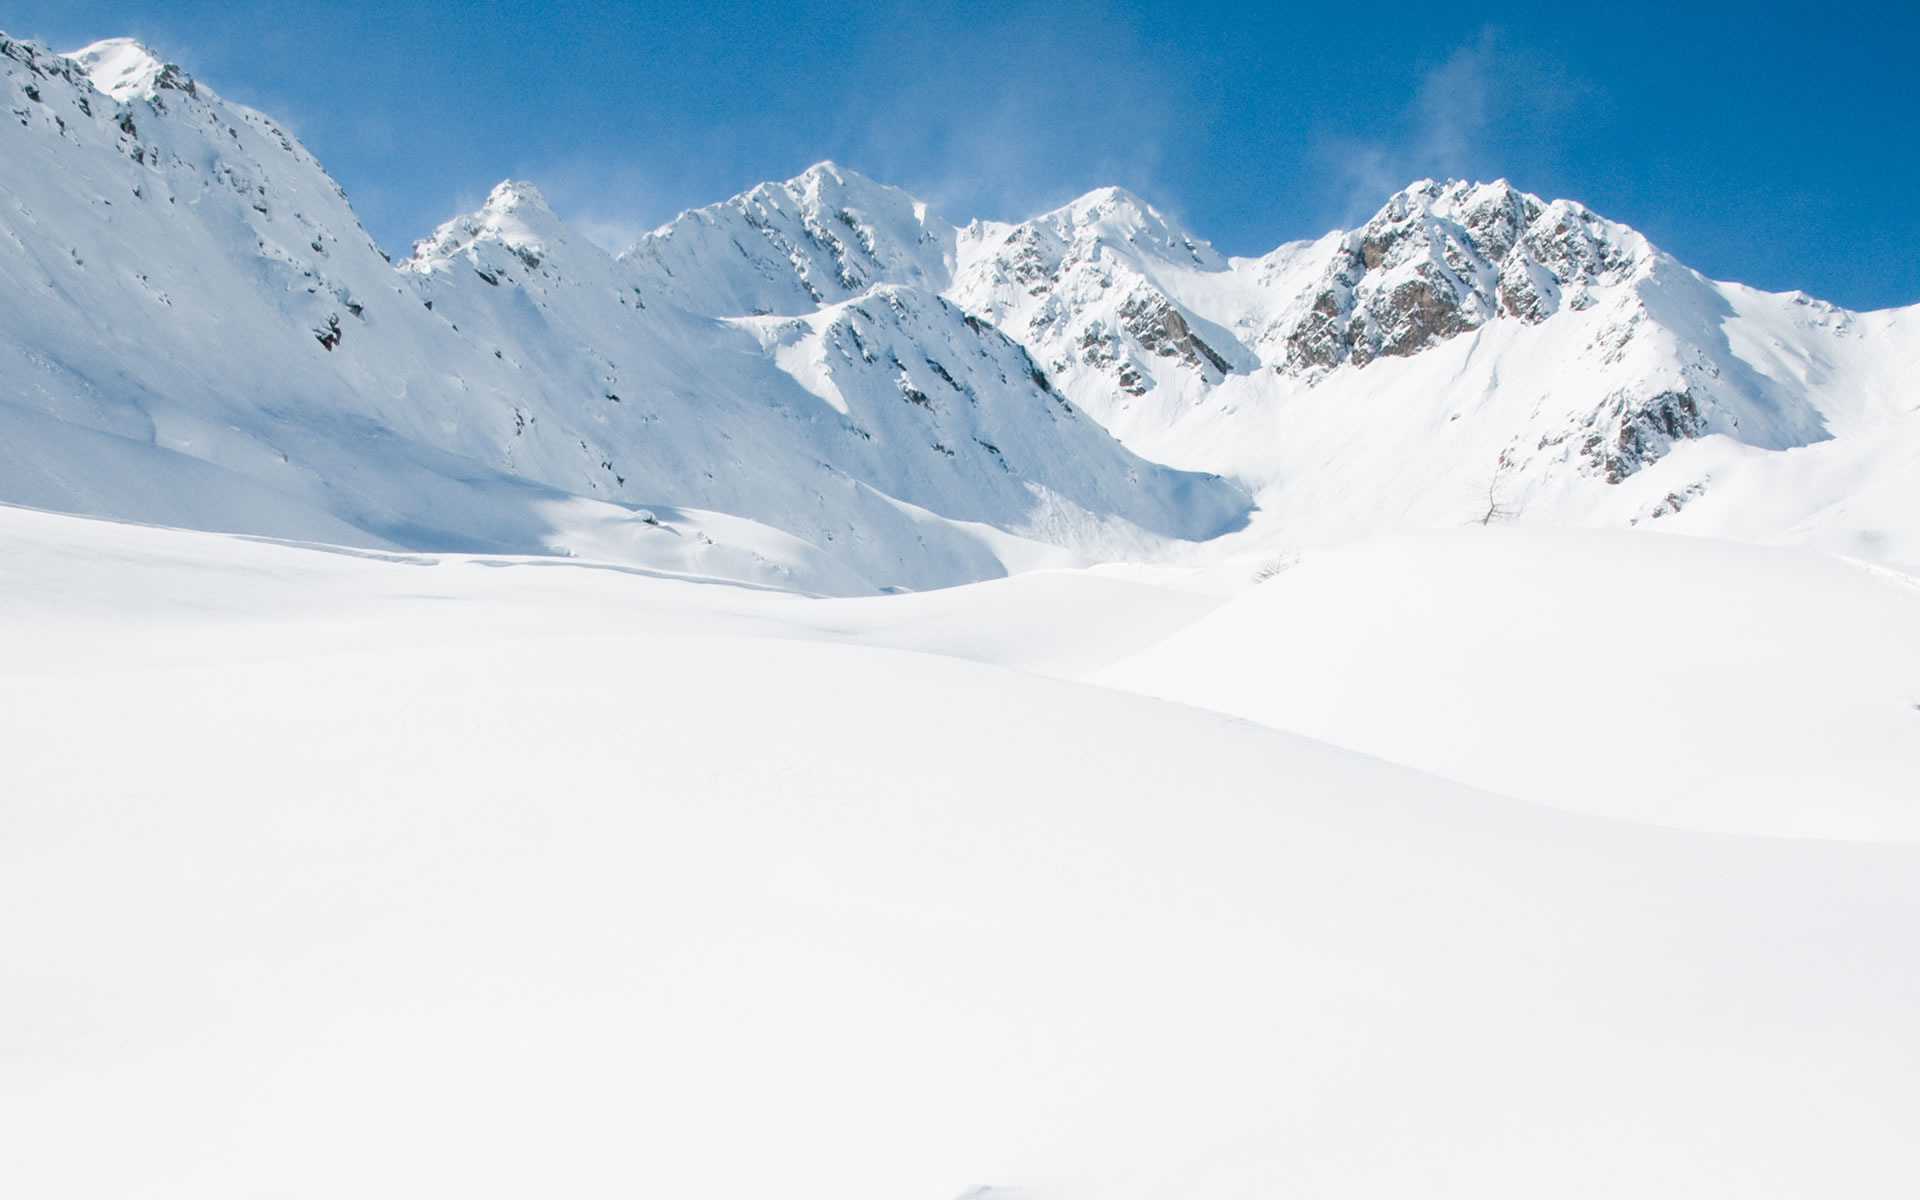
[1586,388,1708,482]
[1119,295,1230,375]
[1353,275,1476,365]
[313,314,342,351]
[1278,181,1638,378]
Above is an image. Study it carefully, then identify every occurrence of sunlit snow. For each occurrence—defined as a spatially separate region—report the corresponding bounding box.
[5,29,1920,1200]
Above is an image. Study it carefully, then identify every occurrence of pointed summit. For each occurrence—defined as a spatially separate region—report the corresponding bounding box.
[1031,185,1222,271]
[482,179,551,215]
[1063,184,1156,221]
[404,179,574,275]
[64,37,195,102]
[623,162,957,317]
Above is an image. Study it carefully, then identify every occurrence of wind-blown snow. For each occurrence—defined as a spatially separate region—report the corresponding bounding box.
[64,37,175,100]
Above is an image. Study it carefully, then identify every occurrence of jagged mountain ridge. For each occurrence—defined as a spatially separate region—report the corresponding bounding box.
[940,179,1916,558]
[0,35,1245,592]
[399,177,1242,583]
[4,31,1917,582]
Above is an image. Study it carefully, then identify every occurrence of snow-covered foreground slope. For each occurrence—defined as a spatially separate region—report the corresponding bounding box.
[1103,528,1920,840]
[5,506,1920,1199]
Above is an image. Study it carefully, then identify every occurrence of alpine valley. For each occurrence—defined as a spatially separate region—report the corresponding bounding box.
[7,32,1920,1200]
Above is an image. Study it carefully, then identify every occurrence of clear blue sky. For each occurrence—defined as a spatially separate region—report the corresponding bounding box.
[8,0,1916,310]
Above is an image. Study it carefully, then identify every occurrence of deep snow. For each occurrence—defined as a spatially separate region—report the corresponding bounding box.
[5,505,1920,1198]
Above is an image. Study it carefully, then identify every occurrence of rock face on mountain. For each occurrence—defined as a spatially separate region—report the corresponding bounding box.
[950,188,1254,444]
[1270,180,1639,373]
[2,30,1917,578]
[938,176,1906,557]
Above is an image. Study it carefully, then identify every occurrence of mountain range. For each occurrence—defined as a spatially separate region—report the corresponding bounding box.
[5,33,1916,591]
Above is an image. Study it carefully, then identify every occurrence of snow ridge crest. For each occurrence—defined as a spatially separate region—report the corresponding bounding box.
[64,37,196,102]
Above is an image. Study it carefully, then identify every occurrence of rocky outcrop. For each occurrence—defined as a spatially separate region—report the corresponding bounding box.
[1277,180,1641,376]
[1583,388,1709,483]
[1120,294,1231,375]
[947,188,1248,419]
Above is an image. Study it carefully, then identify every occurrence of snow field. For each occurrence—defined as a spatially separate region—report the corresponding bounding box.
[4,507,1920,1199]
[1103,527,1920,840]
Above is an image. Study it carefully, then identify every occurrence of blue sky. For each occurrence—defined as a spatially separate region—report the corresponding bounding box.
[8,0,1917,310]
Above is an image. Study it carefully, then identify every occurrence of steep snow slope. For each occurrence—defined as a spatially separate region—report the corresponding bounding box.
[403,180,1245,588]
[621,161,957,318]
[0,35,842,572]
[5,504,1920,1200]
[0,38,1244,590]
[1102,527,1920,840]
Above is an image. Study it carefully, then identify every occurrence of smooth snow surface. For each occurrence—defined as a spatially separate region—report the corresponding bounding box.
[5,506,1920,1200]
[1103,529,1920,840]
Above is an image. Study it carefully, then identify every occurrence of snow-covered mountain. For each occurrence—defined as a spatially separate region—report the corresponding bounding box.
[953,177,1920,560]
[4,31,1917,585]
[0,36,1243,593]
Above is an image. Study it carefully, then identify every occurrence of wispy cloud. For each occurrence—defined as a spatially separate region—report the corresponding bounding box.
[571,216,652,256]
[510,156,685,255]
[819,0,1184,228]
[846,87,1174,231]
[1316,28,1596,227]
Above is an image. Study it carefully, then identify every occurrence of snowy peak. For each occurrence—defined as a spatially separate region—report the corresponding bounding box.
[484,178,551,215]
[405,179,573,275]
[64,37,196,102]
[953,185,1222,308]
[1271,178,1647,375]
[786,160,922,225]
[622,161,957,319]
[1039,185,1223,270]
[946,185,1247,442]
